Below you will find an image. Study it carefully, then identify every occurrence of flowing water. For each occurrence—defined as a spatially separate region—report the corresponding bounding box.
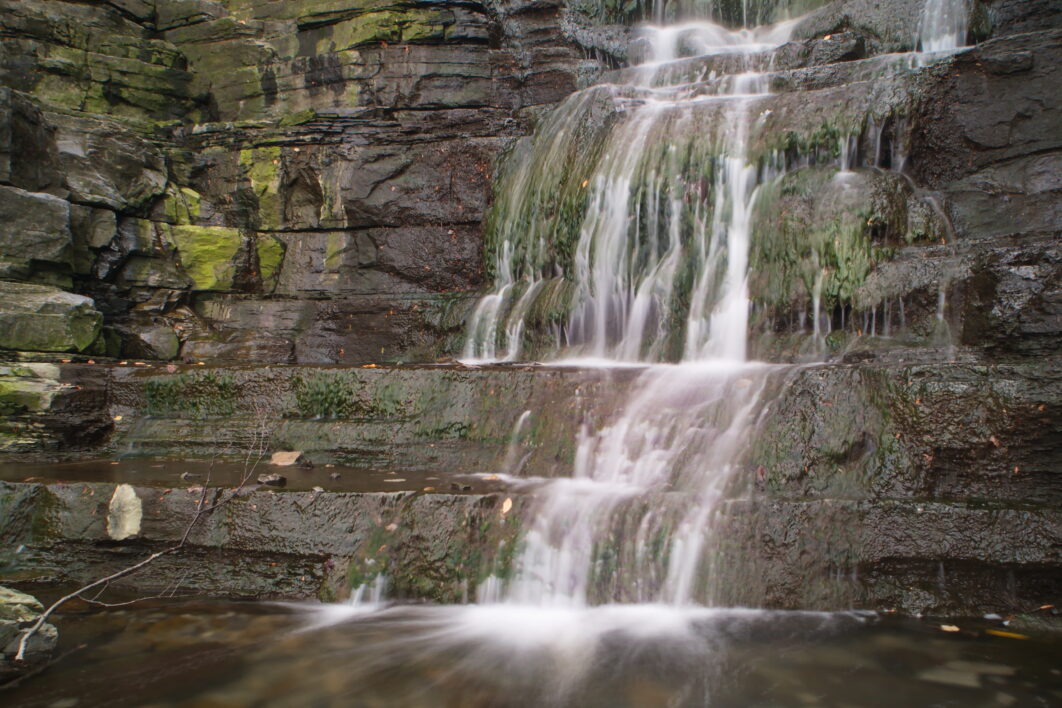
[457,0,976,620]
[7,598,1061,707]
[918,0,972,53]
[459,14,806,619]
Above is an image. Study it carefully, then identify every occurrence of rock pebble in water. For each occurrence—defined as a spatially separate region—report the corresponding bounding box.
[269,451,304,466]
[257,473,287,487]
[0,586,57,681]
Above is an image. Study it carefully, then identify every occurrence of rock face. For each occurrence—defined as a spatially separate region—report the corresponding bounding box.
[0,282,101,353]
[0,0,1055,364]
[0,359,1056,616]
[0,0,613,362]
[0,0,1057,620]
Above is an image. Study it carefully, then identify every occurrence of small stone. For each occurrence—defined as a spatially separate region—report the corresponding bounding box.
[270,451,303,466]
[918,666,981,689]
[0,586,57,680]
[257,473,286,487]
[106,484,142,541]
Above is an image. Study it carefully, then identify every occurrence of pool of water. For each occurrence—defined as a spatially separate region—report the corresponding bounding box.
[0,459,513,495]
[5,598,1060,707]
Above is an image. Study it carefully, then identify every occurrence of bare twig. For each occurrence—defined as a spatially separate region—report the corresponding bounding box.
[14,546,181,661]
[78,592,194,608]
[14,421,270,662]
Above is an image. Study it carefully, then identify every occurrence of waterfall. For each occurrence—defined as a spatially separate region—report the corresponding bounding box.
[917,0,971,53]
[465,19,799,609]
[455,0,972,617]
[303,2,978,692]
[463,19,799,364]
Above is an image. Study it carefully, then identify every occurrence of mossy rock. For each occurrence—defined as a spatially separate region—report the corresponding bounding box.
[0,282,102,353]
[167,224,245,291]
[256,234,286,291]
[239,146,282,231]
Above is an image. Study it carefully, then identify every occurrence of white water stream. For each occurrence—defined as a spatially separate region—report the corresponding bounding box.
[325,0,973,688]
[470,18,793,609]
[918,0,971,53]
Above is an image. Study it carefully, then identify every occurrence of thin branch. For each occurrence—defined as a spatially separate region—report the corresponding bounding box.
[13,403,273,663]
[79,592,194,608]
[14,545,180,661]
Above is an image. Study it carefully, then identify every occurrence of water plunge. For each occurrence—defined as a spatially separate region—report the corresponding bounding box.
[343,0,977,687]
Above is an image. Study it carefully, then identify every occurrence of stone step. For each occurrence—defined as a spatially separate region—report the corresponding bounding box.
[7,359,1060,506]
[0,478,1056,616]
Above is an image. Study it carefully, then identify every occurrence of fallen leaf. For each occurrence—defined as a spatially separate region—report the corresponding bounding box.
[501,497,513,515]
[113,415,123,421]
[423,486,435,492]
[382,478,407,483]
[985,629,1029,640]
[939,624,960,632]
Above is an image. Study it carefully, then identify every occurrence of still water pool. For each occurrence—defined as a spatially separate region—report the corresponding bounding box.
[5,598,1060,707]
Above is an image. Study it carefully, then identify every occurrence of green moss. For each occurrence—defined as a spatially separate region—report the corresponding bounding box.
[293,371,371,419]
[278,108,317,127]
[239,146,283,230]
[256,235,285,291]
[324,232,346,271]
[162,186,203,225]
[0,379,53,415]
[749,167,900,320]
[168,225,244,291]
[144,371,239,417]
[313,10,454,54]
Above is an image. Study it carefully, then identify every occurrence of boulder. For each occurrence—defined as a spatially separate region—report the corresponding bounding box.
[0,586,57,681]
[0,282,102,353]
[0,185,73,281]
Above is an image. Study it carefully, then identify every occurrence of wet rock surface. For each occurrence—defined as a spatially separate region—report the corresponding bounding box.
[0,358,1057,615]
[0,0,615,363]
[0,586,56,682]
[0,0,1056,625]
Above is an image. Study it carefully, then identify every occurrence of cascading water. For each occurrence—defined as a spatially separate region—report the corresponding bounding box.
[463,18,798,364]
[917,0,971,52]
[467,19,796,610]
[339,0,974,691]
